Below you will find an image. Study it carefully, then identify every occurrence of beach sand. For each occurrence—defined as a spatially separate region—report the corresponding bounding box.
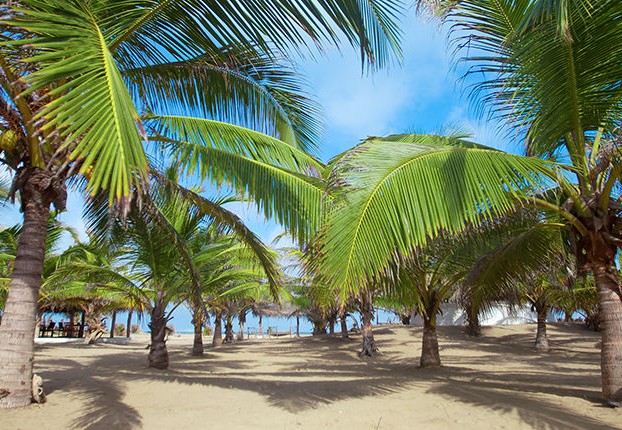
[1,323,620,429]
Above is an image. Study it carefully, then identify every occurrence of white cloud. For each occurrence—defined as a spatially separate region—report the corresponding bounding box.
[297,13,477,158]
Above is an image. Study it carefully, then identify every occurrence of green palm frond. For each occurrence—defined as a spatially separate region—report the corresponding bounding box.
[105,0,403,70]
[151,172,281,294]
[126,47,321,153]
[449,0,622,159]
[148,115,323,172]
[9,3,148,203]
[317,134,556,293]
[41,261,148,308]
[466,223,568,301]
[149,115,325,242]
[0,225,19,255]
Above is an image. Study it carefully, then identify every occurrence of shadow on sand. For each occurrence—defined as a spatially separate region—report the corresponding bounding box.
[34,324,613,430]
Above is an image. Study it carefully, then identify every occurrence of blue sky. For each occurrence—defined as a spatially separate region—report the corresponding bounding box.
[2,11,518,333]
[225,12,516,246]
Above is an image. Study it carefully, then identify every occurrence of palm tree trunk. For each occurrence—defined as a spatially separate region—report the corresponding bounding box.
[312,320,326,335]
[192,312,204,356]
[237,311,246,341]
[109,310,117,338]
[212,311,223,347]
[592,258,622,402]
[534,304,550,351]
[296,315,300,337]
[400,313,411,325]
[78,310,86,338]
[420,314,441,368]
[224,314,234,343]
[148,295,169,369]
[35,311,43,338]
[84,303,105,345]
[466,305,481,337]
[340,311,349,340]
[258,314,263,336]
[359,292,379,357]
[126,309,133,338]
[0,179,51,408]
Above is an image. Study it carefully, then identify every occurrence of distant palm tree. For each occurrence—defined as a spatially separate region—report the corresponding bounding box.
[43,237,149,344]
[183,230,274,353]
[382,236,469,366]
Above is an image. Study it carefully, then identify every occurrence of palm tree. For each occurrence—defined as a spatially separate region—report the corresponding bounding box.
[464,215,577,352]
[316,1,622,402]
[317,130,620,399]
[0,216,78,316]
[0,1,403,407]
[381,236,469,366]
[185,232,273,353]
[42,237,149,344]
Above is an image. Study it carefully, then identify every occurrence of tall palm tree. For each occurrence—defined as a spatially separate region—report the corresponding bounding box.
[316,1,622,402]
[0,0,403,407]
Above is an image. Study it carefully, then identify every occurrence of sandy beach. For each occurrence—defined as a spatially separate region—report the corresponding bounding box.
[1,323,620,429]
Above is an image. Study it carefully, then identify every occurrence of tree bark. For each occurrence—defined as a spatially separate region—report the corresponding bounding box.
[465,299,481,336]
[258,314,263,337]
[126,309,133,338]
[224,314,234,343]
[0,176,52,408]
[312,320,326,335]
[78,310,86,338]
[340,313,349,340]
[592,259,622,402]
[237,311,246,341]
[148,295,169,369]
[191,313,204,356]
[109,310,117,338]
[212,311,223,347]
[328,312,336,335]
[296,315,300,337]
[420,315,441,368]
[84,303,105,345]
[534,304,550,351]
[359,293,379,357]
[35,311,43,338]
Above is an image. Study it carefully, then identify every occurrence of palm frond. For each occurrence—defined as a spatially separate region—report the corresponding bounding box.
[105,0,403,70]
[316,134,556,293]
[449,0,622,160]
[151,172,281,296]
[126,47,322,153]
[149,115,325,242]
[465,222,568,303]
[9,3,149,203]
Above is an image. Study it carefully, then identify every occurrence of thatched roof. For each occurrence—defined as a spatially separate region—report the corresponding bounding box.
[252,303,299,318]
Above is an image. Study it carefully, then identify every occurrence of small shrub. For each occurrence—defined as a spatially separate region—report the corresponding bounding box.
[203,326,213,335]
[114,324,126,336]
[131,324,140,334]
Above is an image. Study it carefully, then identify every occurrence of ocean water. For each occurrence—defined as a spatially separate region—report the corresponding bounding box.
[42,306,397,335]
